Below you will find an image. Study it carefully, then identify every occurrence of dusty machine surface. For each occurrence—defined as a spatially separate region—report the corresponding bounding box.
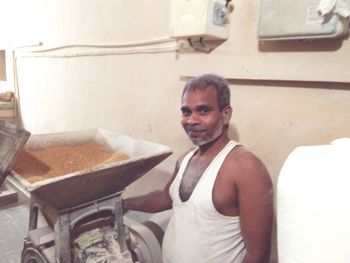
[0,119,30,186]
[8,129,172,263]
[0,119,30,205]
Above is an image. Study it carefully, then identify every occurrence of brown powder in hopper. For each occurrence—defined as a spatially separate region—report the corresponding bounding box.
[12,141,129,183]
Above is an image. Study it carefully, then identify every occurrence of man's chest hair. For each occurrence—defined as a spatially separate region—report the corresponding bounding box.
[179,156,212,201]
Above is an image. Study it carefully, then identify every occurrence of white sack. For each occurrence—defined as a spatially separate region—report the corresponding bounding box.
[277,138,350,263]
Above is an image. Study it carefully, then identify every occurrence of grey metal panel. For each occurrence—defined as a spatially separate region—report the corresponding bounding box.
[0,120,30,186]
[258,0,349,40]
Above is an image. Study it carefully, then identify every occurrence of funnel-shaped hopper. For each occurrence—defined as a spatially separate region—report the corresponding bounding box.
[9,129,172,210]
[0,120,30,186]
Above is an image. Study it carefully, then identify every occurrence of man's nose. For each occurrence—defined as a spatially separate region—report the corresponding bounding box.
[186,113,200,125]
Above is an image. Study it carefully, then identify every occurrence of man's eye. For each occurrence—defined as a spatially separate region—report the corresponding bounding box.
[181,110,191,116]
[198,109,210,115]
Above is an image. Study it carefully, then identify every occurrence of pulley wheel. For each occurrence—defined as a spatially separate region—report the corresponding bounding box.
[21,247,48,263]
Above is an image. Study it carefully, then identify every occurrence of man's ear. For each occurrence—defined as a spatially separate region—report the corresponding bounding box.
[222,106,232,125]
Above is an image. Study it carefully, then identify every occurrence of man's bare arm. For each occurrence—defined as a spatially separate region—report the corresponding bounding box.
[123,190,172,213]
[236,152,274,263]
[123,161,180,213]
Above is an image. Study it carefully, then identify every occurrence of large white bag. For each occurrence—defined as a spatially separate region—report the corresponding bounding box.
[277,138,350,263]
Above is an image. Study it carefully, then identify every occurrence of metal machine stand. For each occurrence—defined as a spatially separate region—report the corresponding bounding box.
[25,192,132,263]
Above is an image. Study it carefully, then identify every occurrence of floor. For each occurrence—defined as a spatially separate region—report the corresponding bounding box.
[0,200,29,263]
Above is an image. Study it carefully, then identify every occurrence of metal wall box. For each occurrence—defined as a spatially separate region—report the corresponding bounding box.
[170,0,230,40]
[258,0,350,40]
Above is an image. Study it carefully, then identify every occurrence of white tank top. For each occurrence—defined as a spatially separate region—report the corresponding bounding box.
[162,141,246,263]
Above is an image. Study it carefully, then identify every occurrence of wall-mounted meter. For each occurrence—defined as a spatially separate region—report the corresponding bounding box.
[170,0,230,41]
[258,0,350,40]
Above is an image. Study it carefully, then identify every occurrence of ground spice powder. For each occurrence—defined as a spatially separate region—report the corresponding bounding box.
[12,141,129,183]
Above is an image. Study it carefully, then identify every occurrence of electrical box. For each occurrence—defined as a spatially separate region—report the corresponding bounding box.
[170,0,230,40]
[258,0,350,40]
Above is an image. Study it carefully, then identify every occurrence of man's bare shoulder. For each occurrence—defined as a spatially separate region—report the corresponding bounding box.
[223,145,272,185]
[224,145,262,166]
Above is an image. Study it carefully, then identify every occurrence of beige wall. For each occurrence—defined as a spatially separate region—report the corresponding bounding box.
[0,51,5,81]
[3,0,350,262]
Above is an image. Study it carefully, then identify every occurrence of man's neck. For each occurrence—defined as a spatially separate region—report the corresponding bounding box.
[196,133,230,157]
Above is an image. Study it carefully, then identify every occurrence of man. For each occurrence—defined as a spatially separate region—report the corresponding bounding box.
[123,74,273,263]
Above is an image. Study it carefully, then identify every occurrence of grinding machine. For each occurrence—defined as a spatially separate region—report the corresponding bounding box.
[1,125,172,263]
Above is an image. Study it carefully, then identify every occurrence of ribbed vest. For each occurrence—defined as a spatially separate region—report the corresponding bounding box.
[162,140,245,263]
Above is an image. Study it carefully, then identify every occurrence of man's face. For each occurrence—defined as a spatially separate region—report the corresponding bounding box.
[180,86,227,146]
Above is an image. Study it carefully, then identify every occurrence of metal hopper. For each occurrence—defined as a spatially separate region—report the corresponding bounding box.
[0,120,31,186]
[9,129,172,210]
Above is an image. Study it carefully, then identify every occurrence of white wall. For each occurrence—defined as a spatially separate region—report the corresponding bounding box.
[3,0,350,262]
